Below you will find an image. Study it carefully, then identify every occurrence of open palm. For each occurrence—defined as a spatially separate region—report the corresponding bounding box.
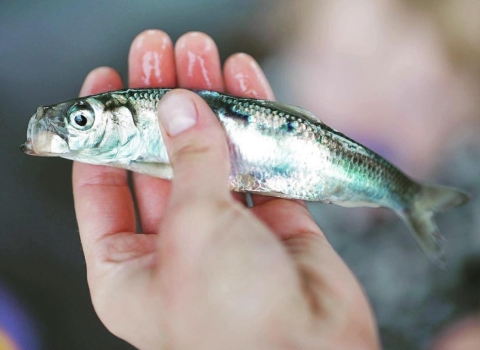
[73,30,379,349]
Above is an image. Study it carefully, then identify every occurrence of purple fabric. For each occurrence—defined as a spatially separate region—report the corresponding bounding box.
[0,280,41,350]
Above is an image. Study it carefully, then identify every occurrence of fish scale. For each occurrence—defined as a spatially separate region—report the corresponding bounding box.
[22,88,469,265]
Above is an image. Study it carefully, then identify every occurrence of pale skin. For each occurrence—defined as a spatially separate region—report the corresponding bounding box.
[73,30,380,350]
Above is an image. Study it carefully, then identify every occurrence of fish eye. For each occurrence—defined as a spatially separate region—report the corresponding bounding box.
[74,114,87,126]
[68,103,95,130]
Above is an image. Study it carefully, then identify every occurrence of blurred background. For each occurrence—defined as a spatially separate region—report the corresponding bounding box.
[1,0,479,348]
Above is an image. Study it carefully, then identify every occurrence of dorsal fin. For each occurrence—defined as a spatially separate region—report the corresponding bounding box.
[252,99,325,125]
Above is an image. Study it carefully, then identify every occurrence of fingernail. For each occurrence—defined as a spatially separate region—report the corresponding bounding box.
[157,91,197,136]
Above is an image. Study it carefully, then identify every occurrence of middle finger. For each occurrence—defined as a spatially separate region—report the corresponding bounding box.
[174,32,249,204]
[175,32,224,91]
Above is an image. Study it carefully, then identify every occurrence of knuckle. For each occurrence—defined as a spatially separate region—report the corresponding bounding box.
[287,230,327,244]
[171,136,213,163]
[284,231,328,254]
[74,170,128,192]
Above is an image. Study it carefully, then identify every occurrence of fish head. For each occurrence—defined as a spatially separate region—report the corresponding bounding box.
[21,97,112,160]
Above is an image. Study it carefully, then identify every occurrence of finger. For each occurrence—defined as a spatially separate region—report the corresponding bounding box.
[224,53,276,206]
[174,32,244,203]
[224,53,291,206]
[175,32,224,91]
[224,52,275,100]
[157,89,230,203]
[128,29,176,234]
[251,199,323,240]
[79,67,123,97]
[128,29,176,88]
[73,67,136,258]
[223,53,315,239]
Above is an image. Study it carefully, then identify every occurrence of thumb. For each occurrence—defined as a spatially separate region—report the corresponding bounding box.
[157,89,231,204]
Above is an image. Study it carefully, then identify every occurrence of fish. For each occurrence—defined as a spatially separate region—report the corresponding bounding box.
[21,88,469,265]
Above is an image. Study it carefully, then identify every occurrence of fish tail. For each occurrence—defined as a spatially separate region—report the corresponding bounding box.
[398,184,470,267]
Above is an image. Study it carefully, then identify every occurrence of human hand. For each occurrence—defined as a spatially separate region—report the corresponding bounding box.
[73,30,380,350]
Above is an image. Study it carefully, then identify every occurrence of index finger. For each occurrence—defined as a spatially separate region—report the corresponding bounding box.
[128,29,177,234]
[72,67,136,256]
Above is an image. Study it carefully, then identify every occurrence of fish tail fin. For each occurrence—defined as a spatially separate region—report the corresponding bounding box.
[398,184,469,268]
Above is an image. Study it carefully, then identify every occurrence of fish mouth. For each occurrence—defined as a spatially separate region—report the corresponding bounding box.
[22,111,70,157]
[20,139,38,156]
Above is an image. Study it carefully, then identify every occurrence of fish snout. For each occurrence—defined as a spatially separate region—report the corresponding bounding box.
[22,111,70,157]
[20,139,38,156]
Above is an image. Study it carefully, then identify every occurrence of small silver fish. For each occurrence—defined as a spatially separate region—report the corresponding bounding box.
[22,88,469,265]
